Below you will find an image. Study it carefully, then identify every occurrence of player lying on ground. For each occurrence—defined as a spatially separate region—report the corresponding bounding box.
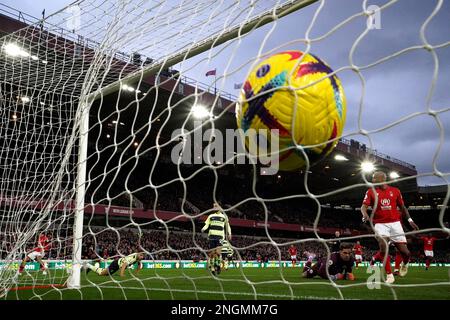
[84,252,144,277]
[361,171,419,284]
[302,242,355,281]
[201,202,232,275]
[18,233,51,275]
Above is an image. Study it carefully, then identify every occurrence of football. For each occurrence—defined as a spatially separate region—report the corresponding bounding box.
[236,51,346,170]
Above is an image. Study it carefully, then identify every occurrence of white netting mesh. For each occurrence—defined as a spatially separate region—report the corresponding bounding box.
[0,0,449,300]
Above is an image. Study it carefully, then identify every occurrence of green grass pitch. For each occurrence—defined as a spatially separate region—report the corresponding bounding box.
[6,266,450,300]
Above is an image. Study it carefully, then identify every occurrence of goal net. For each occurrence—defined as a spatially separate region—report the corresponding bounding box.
[0,0,449,300]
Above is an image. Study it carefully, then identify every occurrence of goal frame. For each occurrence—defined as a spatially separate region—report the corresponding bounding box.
[66,0,319,289]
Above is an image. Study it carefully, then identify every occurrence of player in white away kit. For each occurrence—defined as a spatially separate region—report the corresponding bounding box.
[361,171,419,284]
[84,252,144,277]
[18,233,51,275]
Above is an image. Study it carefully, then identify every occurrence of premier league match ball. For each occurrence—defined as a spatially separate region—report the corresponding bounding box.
[236,51,346,171]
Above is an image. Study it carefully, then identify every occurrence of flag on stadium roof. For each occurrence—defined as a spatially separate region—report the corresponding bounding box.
[205,69,216,77]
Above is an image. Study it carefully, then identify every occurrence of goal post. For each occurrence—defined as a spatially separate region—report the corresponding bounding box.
[60,0,320,289]
[67,102,89,289]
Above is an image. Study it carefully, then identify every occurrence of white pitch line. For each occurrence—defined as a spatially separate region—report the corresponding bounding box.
[74,284,358,300]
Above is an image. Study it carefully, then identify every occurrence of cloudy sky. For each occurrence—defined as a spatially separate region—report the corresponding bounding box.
[1,0,449,186]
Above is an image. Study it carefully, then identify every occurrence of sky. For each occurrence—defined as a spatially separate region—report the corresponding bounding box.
[1,0,449,186]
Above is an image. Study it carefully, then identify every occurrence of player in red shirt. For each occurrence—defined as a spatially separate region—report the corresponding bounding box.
[353,241,364,268]
[420,234,437,270]
[18,233,51,275]
[288,245,298,267]
[361,171,419,284]
[417,233,450,270]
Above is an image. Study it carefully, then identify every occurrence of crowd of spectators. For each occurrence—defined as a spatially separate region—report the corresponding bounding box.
[2,224,449,264]
[80,227,337,261]
[85,156,448,234]
[77,227,450,263]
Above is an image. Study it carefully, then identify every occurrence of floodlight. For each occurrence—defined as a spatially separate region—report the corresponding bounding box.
[3,43,30,57]
[389,171,400,179]
[361,161,375,173]
[334,154,349,161]
[191,104,209,119]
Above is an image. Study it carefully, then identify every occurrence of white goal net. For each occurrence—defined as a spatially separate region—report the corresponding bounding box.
[0,0,449,300]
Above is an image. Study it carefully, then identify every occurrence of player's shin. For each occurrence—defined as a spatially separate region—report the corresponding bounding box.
[401,251,410,265]
[208,256,215,272]
[96,268,105,275]
[384,256,392,274]
[39,260,47,270]
[394,252,402,272]
[215,256,222,267]
[86,263,103,275]
[372,251,383,264]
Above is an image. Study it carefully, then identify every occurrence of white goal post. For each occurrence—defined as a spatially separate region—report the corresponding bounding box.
[65,0,320,289]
